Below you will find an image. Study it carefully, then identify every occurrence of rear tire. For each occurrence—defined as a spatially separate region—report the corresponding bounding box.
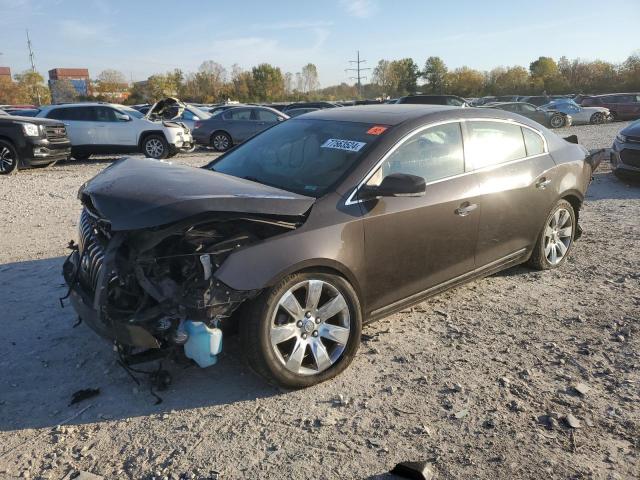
[211,132,232,152]
[240,272,362,388]
[0,140,19,175]
[527,199,576,270]
[142,134,169,159]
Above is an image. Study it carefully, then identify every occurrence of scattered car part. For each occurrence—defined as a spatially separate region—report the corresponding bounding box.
[391,461,435,480]
[69,388,100,406]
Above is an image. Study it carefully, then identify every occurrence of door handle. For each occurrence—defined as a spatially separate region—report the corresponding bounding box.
[455,202,478,216]
[536,177,551,189]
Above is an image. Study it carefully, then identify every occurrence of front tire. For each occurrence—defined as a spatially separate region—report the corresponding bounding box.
[0,140,19,175]
[211,132,232,152]
[143,134,169,159]
[240,272,362,388]
[590,112,606,124]
[549,113,565,129]
[527,199,576,270]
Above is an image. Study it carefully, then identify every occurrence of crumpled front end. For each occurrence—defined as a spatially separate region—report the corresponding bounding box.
[62,208,297,355]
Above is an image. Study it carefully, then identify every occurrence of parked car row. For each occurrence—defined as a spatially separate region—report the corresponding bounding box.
[0,98,195,174]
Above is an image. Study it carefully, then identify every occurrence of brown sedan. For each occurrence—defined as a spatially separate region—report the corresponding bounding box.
[63,105,600,388]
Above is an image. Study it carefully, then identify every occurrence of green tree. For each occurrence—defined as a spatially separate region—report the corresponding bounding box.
[422,56,448,94]
[372,59,395,96]
[390,58,419,95]
[251,63,284,101]
[300,63,320,93]
[446,67,485,97]
[14,71,50,105]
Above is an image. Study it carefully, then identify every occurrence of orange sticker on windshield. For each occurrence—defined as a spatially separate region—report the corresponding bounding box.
[367,125,388,135]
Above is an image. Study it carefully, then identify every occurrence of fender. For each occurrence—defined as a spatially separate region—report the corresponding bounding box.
[137,130,166,148]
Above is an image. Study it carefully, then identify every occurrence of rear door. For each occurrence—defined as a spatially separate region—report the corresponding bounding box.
[615,95,639,119]
[464,120,556,267]
[223,108,256,142]
[361,121,481,312]
[46,106,96,146]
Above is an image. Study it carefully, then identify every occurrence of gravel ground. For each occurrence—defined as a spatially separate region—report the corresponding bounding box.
[0,121,638,480]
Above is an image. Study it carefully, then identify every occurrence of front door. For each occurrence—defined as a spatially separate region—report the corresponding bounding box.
[93,106,136,146]
[223,108,256,143]
[360,122,481,312]
[463,120,557,267]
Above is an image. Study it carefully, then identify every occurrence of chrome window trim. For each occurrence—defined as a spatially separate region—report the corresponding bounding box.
[345,117,548,206]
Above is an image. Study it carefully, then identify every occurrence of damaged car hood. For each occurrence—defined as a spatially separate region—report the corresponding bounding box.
[145,97,185,121]
[79,157,315,231]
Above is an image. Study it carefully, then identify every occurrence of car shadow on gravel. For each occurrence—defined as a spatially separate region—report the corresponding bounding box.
[0,256,280,434]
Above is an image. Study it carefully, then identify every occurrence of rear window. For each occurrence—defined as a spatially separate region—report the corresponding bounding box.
[209,119,388,197]
[464,121,527,169]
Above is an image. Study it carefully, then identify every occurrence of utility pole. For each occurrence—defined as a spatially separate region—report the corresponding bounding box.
[26,29,42,105]
[346,50,370,98]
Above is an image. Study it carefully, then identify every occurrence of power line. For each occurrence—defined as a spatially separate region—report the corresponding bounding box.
[346,50,370,97]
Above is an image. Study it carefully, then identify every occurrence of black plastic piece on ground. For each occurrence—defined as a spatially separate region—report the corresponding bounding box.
[390,461,433,480]
[69,388,100,406]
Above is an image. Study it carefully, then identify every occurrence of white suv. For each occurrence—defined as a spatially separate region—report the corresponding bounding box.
[36,102,192,160]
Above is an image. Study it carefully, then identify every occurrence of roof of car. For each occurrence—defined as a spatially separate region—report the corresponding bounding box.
[39,102,124,110]
[296,104,461,126]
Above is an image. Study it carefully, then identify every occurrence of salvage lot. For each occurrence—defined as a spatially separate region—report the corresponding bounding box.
[0,122,638,479]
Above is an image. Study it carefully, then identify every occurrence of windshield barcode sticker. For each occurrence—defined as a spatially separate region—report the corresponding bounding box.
[321,138,366,152]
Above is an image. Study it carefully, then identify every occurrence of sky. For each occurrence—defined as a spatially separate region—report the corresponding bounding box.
[1,0,638,86]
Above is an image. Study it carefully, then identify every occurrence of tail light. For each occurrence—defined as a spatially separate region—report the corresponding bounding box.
[194,121,202,130]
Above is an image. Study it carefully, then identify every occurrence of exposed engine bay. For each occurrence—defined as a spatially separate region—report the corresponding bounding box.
[63,208,301,366]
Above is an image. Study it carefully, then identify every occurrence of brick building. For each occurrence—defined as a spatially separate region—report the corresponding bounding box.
[0,67,11,82]
[48,68,90,101]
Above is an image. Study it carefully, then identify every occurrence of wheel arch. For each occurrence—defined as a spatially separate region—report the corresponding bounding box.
[210,129,232,143]
[560,191,583,225]
[137,130,166,149]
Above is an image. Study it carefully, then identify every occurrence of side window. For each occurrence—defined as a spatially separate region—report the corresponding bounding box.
[225,109,252,120]
[447,97,465,106]
[522,127,545,156]
[255,109,279,122]
[94,107,117,122]
[68,107,95,121]
[520,104,536,112]
[464,121,527,170]
[46,108,69,120]
[368,122,464,185]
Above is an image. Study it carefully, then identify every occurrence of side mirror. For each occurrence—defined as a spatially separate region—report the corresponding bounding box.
[358,173,426,200]
[119,114,131,122]
[192,115,200,121]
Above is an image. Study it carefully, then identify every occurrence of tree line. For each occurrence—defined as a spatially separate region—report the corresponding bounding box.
[1,52,638,106]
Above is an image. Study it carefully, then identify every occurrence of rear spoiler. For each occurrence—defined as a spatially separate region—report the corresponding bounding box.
[564,135,578,144]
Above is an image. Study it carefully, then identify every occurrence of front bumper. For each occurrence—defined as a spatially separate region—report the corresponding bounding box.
[611,140,640,175]
[63,248,161,348]
[19,138,71,167]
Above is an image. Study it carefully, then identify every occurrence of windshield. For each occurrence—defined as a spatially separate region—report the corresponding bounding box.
[117,106,144,119]
[187,105,212,120]
[208,119,386,197]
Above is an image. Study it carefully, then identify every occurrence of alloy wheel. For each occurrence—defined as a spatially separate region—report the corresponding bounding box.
[0,146,15,173]
[550,114,564,128]
[145,138,164,158]
[270,279,351,376]
[544,208,573,265]
[213,134,229,151]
